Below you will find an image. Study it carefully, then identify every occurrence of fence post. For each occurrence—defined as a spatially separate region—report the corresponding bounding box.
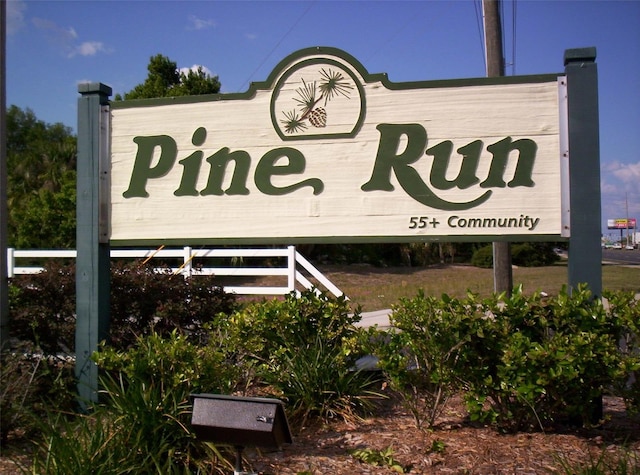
[184,246,193,277]
[287,245,296,294]
[6,247,13,279]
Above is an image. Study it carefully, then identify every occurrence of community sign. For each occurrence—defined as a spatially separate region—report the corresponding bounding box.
[109,47,568,244]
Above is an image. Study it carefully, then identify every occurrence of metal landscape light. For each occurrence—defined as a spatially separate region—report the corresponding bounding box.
[191,394,292,475]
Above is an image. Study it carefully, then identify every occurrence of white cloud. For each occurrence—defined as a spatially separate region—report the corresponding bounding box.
[603,161,640,192]
[245,33,258,41]
[32,17,77,42]
[7,0,27,35]
[31,16,109,58]
[69,41,109,58]
[611,162,640,184]
[180,64,214,77]
[601,160,640,221]
[187,14,216,31]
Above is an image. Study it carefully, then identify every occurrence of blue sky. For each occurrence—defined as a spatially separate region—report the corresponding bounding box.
[5,0,640,237]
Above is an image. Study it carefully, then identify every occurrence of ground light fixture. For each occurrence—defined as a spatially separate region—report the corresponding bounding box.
[191,394,292,475]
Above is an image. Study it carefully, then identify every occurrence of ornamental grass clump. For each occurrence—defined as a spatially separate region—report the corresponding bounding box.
[224,290,383,427]
[26,329,243,474]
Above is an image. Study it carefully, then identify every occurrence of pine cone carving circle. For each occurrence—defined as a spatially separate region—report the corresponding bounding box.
[280,67,354,135]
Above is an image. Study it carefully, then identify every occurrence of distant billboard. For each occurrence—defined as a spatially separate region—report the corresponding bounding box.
[607,218,637,229]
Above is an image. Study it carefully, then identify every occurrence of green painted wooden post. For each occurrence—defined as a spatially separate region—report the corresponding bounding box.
[76,83,111,407]
[565,48,602,297]
[565,47,603,424]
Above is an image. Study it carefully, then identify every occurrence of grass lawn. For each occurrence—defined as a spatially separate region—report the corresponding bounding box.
[319,262,640,311]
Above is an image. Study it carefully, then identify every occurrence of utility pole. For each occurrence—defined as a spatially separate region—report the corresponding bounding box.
[483,0,512,296]
[625,193,630,248]
[1,0,9,349]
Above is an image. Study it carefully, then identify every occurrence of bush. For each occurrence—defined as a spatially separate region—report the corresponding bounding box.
[26,326,256,472]
[471,243,561,268]
[366,290,467,429]
[456,285,631,430]
[225,290,382,426]
[94,329,245,397]
[9,262,76,354]
[471,244,494,268]
[605,290,640,413]
[511,243,560,267]
[109,262,238,349]
[370,285,638,432]
[28,390,230,475]
[9,261,238,352]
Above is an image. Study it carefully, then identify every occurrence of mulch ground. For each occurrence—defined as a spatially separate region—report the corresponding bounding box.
[1,395,638,474]
[247,394,639,475]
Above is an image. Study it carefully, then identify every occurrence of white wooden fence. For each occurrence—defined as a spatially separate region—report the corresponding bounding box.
[6,246,344,298]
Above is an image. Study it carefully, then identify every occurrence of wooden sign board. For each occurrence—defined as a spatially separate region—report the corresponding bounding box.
[110,47,567,244]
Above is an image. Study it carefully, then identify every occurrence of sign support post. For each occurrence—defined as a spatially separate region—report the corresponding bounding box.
[564,48,602,296]
[76,82,111,408]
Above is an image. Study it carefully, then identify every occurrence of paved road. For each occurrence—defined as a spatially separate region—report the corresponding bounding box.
[602,248,640,266]
[356,308,393,329]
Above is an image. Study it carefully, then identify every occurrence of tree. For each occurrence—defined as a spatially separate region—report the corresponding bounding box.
[10,172,76,249]
[7,53,222,249]
[6,106,76,248]
[115,54,221,100]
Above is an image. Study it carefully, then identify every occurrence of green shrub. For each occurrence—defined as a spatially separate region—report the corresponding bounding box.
[366,290,466,429]
[370,285,637,431]
[94,329,245,401]
[108,262,238,349]
[471,243,560,268]
[605,290,640,413]
[25,325,255,472]
[225,290,382,426]
[456,285,630,430]
[9,262,76,354]
[9,261,238,352]
[471,244,494,268]
[27,390,230,474]
[511,242,560,267]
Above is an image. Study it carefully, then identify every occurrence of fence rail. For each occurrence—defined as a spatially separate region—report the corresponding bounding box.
[6,246,344,298]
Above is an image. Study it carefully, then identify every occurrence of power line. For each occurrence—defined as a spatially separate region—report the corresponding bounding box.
[474,0,487,72]
[512,0,517,75]
[363,6,423,67]
[500,0,507,71]
[237,1,315,92]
